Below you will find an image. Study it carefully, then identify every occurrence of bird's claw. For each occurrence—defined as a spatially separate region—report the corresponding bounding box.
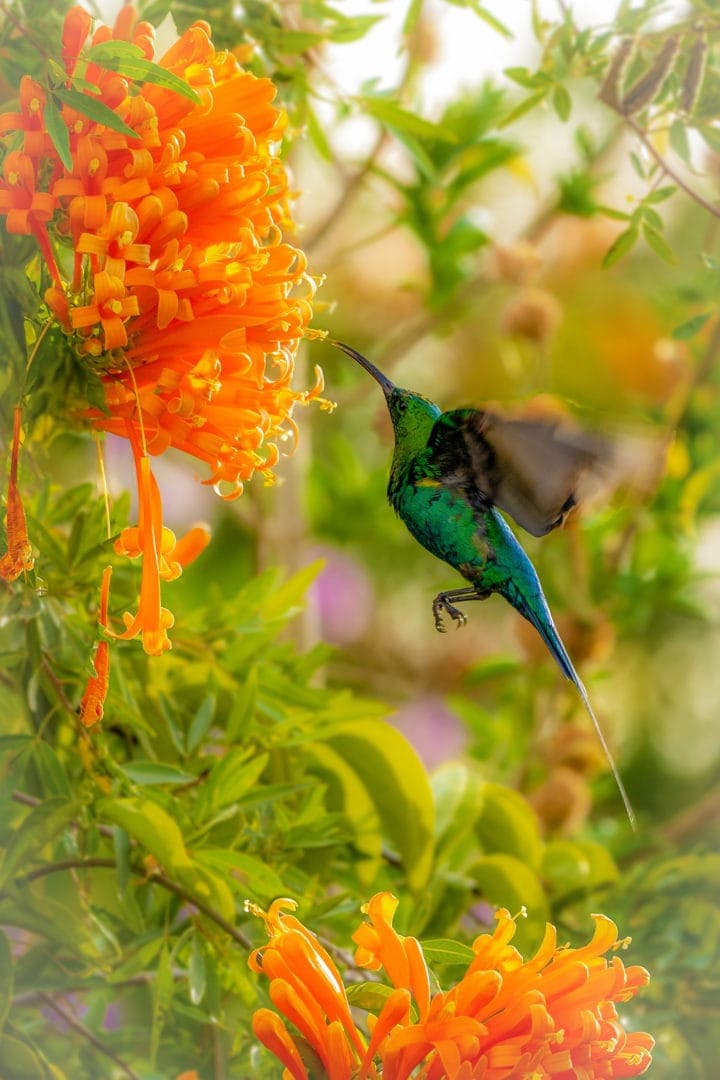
[432,596,467,632]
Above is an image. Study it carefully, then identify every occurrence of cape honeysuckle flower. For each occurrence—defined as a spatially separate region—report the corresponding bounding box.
[0,4,329,656]
[0,407,34,583]
[249,891,654,1080]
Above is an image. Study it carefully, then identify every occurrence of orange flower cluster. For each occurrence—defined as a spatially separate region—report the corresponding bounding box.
[0,408,34,583]
[0,7,326,700]
[249,893,654,1080]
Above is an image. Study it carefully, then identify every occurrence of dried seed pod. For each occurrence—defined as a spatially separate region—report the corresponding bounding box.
[599,37,636,110]
[681,27,707,114]
[620,34,681,115]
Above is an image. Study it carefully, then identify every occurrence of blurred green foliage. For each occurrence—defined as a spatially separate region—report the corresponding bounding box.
[1,0,719,1076]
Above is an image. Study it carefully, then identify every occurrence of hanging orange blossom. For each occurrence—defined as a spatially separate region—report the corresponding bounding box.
[248,892,654,1080]
[0,6,327,709]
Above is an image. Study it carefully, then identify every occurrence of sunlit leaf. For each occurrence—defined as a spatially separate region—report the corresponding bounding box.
[0,797,77,889]
[43,97,71,170]
[362,98,458,144]
[469,853,549,952]
[85,41,200,102]
[323,719,434,891]
[120,761,196,786]
[474,783,543,870]
[0,1036,45,1079]
[671,312,711,340]
[305,742,382,884]
[150,943,174,1069]
[54,87,138,138]
[601,225,638,267]
[97,797,193,873]
[642,222,677,264]
[420,938,475,966]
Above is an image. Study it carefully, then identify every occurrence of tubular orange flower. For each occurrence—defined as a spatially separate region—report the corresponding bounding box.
[0,5,329,657]
[0,407,34,582]
[249,892,654,1080]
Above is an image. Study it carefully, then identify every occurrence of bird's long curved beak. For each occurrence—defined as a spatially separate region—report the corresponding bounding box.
[331,340,395,396]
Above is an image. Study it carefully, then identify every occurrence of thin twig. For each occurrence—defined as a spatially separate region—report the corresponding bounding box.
[11,790,116,839]
[36,992,140,1080]
[6,842,253,951]
[660,786,720,844]
[626,116,720,220]
[304,129,389,253]
[12,973,161,1007]
[20,856,116,883]
[40,655,77,715]
[153,870,252,950]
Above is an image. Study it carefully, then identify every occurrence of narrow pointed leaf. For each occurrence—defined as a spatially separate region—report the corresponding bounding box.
[85,41,199,103]
[54,87,139,138]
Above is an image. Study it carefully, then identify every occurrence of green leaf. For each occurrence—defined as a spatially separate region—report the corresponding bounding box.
[541,839,592,901]
[671,312,711,340]
[119,761,196,786]
[195,849,285,902]
[186,694,216,754]
[43,97,71,171]
[346,981,396,1012]
[175,861,236,923]
[573,840,619,890]
[644,185,676,204]
[85,41,200,103]
[474,783,543,870]
[499,89,548,128]
[642,222,677,263]
[323,718,434,891]
[305,742,382,884]
[54,87,139,139]
[45,483,95,525]
[196,748,269,817]
[629,151,646,179]
[0,930,13,1029]
[150,943,174,1068]
[113,826,131,895]
[0,797,77,889]
[552,83,572,121]
[98,796,192,873]
[470,6,512,39]
[402,0,424,36]
[432,760,483,851]
[601,226,638,268]
[261,561,323,622]
[469,853,549,953]
[226,669,257,742]
[362,98,457,144]
[328,15,383,44]
[30,740,71,798]
[420,938,474,966]
[304,103,334,162]
[504,67,547,90]
[670,119,691,163]
[0,1035,45,1079]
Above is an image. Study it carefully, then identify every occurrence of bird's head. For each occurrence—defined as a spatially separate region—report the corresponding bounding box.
[332,341,440,446]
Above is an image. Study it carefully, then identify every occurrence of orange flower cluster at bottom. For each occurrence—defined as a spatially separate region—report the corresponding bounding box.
[249,893,653,1080]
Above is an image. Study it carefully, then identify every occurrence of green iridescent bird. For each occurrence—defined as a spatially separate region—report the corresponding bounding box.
[334,341,637,827]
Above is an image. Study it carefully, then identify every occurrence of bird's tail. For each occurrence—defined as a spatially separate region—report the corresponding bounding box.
[509,587,636,830]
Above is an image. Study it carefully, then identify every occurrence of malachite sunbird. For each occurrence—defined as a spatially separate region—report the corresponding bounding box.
[334,340,664,829]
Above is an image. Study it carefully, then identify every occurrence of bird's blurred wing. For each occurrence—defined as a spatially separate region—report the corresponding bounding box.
[428,406,665,537]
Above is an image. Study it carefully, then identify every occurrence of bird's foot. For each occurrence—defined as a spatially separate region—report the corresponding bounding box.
[433,594,468,632]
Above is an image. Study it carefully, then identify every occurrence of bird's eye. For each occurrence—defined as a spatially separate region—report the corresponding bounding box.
[396,398,407,412]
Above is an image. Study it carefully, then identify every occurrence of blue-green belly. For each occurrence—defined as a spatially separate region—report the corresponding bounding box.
[393,482,491,579]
